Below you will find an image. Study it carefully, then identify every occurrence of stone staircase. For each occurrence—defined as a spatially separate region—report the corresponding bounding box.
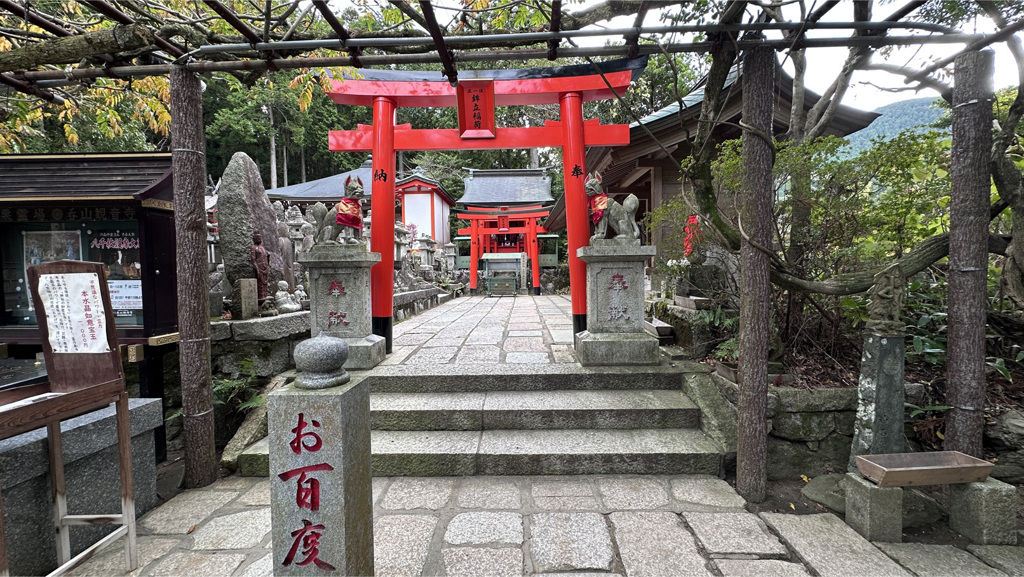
[239,363,726,477]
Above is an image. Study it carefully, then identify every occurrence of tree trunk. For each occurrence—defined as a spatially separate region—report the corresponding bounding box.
[944,50,994,458]
[170,66,217,488]
[268,106,277,190]
[283,142,289,187]
[301,144,307,183]
[737,43,774,503]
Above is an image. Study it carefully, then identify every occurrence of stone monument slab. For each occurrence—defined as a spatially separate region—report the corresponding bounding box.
[268,377,374,576]
[849,334,905,470]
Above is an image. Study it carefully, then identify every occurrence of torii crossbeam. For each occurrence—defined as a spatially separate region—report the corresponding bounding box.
[327,57,647,350]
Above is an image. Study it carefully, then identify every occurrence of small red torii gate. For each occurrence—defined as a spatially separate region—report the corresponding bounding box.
[455,204,552,295]
[327,57,646,350]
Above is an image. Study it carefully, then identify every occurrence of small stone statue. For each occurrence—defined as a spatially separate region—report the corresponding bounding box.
[274,280,302,313]
[294,283,308,303]
[260,296,279,317]
[865,263,905,334]
[586,172,640,243]
[251,230,270,304]
[336,176,365,245]
[299,223,315,253]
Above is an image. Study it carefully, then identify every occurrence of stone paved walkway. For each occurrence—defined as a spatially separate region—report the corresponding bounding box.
[387,295,578,366]
[68,473,1023,577]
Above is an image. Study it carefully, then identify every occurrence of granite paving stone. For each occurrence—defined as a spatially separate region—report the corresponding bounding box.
[66,537,180,577]
[531,478,601,508]
[456,345,502,363]
[393,332,434,346]
[373,477,387,505]
[138,490,239,534]
[610,511,713,577]
[445,512,524,545]
[422,336,466,348]
[466,331,504,345]
[404,346,458,364]
[508,330,543,337]
[597,477,669,509]
[761,513,911,577]
[966,546,1024,576]
[684,512,788,559]
[504,352,551,364]
[715,560,812,577]
[238,553,273,577]
[236,479,270,506]
[502,337,547,352]
[190,508,271,549]
[381,477,455,510]
[380,345,417,365]
[876,543,1008,576]
[457,477,522,509]
[529,512,614,573]
[549,330,576,344]
[145,552,247,576]
[374,515,438,577]
[443,547,524,577]
[670,475,747,511]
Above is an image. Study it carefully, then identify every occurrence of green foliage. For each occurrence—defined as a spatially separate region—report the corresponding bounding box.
[712,337,739,361]
[904,402,951,419]
[212,358,265,414]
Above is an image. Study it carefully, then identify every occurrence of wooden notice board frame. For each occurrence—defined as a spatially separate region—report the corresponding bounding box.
[0,260,138,577]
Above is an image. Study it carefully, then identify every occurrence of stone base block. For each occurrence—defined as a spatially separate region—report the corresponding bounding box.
[948,477,1018,545]
[346,335,386,370]
[843,473,903,542]
[574,331,659,366]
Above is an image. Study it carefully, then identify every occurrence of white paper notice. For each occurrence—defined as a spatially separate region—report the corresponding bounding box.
[37,272,110,354]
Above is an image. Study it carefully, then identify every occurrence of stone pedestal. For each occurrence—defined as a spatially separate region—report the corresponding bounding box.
[844,473,903,542]
[269,379,374,575]
[948,478,1018,545]
[298,245,385,369]
[576,243,659,365]
[849,333,905,471]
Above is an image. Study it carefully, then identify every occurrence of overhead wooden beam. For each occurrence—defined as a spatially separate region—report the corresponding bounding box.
[418,1,458,85]
[312,0,361,65]
[625,1,649,59]
[621,166,652,187]
[203,1,263,45]
[83,1,185,57]
[547,0,561,60]
[0,0,71,36]
[0,73,64,104]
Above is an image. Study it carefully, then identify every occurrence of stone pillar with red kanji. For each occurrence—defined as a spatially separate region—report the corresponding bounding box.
[297,244,385,369]
[575,241,659,366]
[269,376,373,576]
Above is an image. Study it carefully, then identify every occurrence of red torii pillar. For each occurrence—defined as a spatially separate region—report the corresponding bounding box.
[326,58,647,345]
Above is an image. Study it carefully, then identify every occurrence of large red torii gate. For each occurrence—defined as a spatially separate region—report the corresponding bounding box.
[327,57,647,351]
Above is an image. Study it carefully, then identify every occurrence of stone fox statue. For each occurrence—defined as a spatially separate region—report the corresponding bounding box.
[319,176,365,244]
[586,172,639,242]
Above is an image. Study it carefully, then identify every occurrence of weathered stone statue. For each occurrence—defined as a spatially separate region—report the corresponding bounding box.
[317,177,366,245]
[294,283,308,303]
[274,280,302,313]
[586,172,640,243]
[299,222,315,253]
[251,230,270,303]
[865,263,905,334]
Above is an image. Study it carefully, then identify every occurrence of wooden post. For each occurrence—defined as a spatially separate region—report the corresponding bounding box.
[736,43,774,503]
[170,65,217,488]
[945,50,994,458]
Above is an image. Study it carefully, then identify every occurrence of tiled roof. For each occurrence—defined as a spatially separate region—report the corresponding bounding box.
[0,153,171,199]
[459,168,553,206]
[267,159,373,202]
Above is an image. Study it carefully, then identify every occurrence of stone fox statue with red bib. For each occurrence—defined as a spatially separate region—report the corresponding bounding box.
[586,172,639,242]
[319,176,365,245]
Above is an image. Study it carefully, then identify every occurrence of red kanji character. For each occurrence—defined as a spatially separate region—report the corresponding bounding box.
[289,413,323,454]
[278,463,334,511]
[283,520,335,571]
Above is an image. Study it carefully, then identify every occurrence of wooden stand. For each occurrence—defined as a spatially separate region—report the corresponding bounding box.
[0,260,137,577]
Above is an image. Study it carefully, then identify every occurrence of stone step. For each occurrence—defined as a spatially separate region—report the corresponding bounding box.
[360,361,707,393]
[237,436,269,477]
[370,390,702,431]
[371,428,723,476]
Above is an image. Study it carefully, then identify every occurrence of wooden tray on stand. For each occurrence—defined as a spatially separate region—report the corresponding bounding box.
[855,451,994,488]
